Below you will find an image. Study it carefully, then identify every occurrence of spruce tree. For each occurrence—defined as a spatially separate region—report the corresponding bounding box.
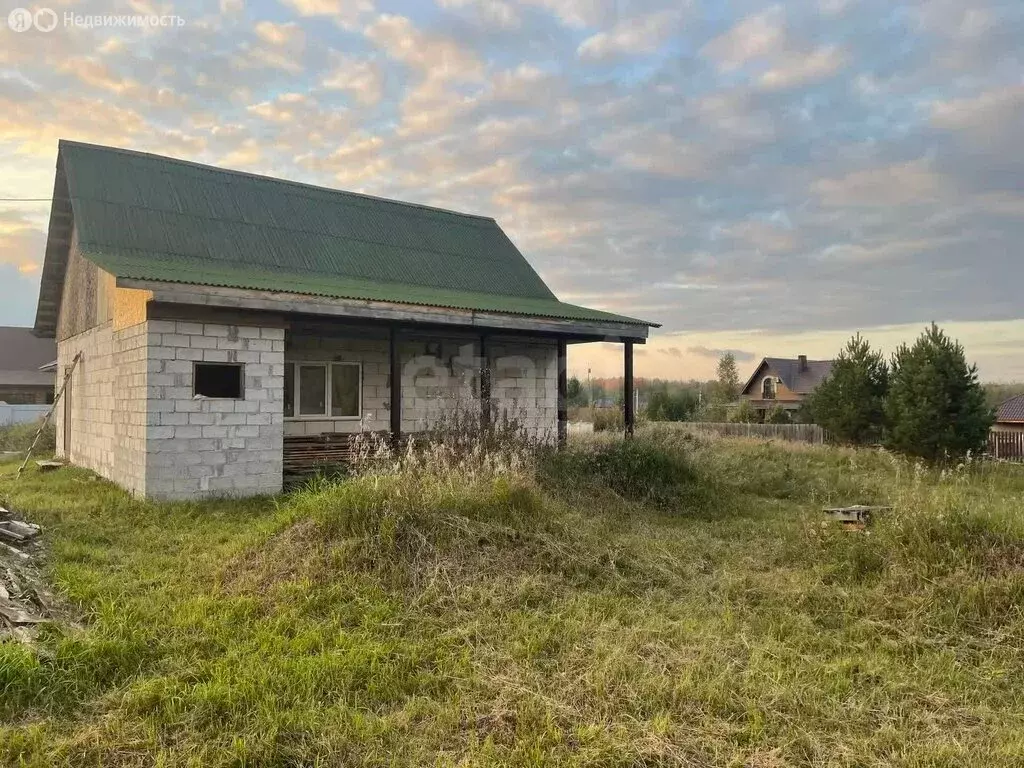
[713,352,740,404]
[807,334,888,444]
[885,323,993,461]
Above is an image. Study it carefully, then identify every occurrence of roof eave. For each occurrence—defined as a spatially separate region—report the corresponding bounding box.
[33,150,73,338]
[124,278,653,341]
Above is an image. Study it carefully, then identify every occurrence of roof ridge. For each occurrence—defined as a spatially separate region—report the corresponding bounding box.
[58,139,498,224]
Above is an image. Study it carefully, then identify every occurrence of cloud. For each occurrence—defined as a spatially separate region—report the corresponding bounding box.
[0,211,45,276]
[321,55,384,105]
[280,0,374,28]
[247,93,310,123]
[722,219,799,255]
[577,9,683,60]
[254,21,305,47]
[592,128,710,179]
[522,0,618,28]
[438,0,522,29]
[814,160,950,207]
[701,6,785,70]
[758,44,846,89]
[687,346,757,362]
[365,14,484,82]
[931,85,1024,148]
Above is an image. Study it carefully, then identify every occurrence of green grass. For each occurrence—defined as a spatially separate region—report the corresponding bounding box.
[0,421,54,454]
[1,431,1024,766]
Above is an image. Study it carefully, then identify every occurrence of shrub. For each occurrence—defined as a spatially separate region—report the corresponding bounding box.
[592,407,624,432]
[540,435,693,508]
[0,420,55,454]
[645,386,699,422]
[729,400,757,423]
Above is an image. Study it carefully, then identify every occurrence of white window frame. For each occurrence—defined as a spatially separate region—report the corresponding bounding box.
[287,361,362,421]
[761,376,777,400]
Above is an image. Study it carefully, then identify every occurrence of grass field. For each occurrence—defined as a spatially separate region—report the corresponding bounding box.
[2,429,1023,766]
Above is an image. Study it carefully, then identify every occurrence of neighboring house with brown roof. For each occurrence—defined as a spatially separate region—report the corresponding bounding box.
[33,141,657,500]
[993,395,1024,433]
[0,326,56,405]
[738,355,834,418]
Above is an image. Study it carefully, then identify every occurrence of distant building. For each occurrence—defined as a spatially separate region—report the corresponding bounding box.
[993,395,1024,434]
[0,326,56,405]
[738,355,834,418]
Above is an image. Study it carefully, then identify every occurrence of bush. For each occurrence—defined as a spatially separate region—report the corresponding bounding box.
[729,400,757,423]
[0,420,55,454]
[645,386,699,422]
[764,405,791,424]
[592,407,624,432]
[540,435,694,508]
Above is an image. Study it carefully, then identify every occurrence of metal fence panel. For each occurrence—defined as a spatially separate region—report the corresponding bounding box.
[0,404,49,427]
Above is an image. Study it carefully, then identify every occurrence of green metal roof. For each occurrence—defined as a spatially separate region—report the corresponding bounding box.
[57,141,654,327]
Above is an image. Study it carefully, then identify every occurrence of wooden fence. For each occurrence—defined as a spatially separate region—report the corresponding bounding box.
[988,431,1024,461]
[658,421,829,444]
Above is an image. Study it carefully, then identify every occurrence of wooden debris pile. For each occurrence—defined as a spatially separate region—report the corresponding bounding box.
[0,506,58,643]
[823,504,892,531]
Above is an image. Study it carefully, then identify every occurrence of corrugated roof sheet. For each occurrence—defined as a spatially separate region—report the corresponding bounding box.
[58,141,654,327]
[997,395,1024,423]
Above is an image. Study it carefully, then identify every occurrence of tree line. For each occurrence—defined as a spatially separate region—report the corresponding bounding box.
[806,324,992,461]
[568,323,998,462]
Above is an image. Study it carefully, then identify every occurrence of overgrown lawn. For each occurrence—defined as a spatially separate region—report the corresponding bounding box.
[1,431,1023,766]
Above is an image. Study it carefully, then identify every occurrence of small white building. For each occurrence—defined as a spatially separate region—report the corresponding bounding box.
[32,141,655,499]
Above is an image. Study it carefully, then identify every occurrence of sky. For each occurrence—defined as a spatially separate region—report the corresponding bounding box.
[0,0,1021,382]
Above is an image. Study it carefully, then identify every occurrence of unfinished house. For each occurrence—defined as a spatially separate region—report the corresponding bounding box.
[32,141,656,499]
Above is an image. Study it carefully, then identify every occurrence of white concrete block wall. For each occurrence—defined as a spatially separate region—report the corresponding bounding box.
[55,321,149,495]
[283,329,558,441]
[55,324,116,478]
[144,320,285,500]
[400,336,481,434]
[489,337,558,441]
[112,321,150,494]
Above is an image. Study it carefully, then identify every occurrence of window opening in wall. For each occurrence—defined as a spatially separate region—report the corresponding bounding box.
[331,363,360,417]
[285,361,362,419]
[762,377,776,400]
[194,363,244,398]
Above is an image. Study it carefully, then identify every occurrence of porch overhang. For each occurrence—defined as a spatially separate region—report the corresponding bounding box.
[122,279,652,343]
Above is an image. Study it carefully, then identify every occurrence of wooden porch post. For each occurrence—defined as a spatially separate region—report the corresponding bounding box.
[479,334,491,432]
[557,339,567,447]
[390,325,402,449]
[624,340,635,438]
